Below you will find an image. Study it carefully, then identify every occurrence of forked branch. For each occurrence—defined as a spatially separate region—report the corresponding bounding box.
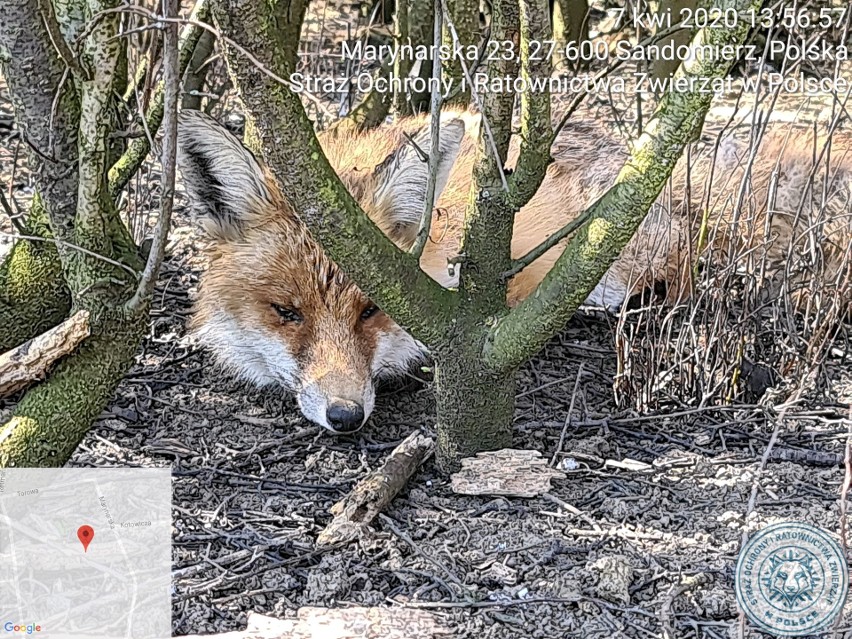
[108,0,210,198]
[485,0,762,373]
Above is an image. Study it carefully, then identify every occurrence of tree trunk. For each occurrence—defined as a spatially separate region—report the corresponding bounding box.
[434,351,515,473]
[552,0,589,73]
[651,0,699,82]
[441,0,479,106]
[181,28,215,111]
[0,302,146,466]
[406,0,435,113]
[0,0,179,468]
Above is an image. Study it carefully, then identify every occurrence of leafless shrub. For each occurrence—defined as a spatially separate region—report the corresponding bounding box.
[615,116,851,412]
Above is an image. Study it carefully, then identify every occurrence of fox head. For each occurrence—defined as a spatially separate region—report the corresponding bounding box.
[176,111,464,433]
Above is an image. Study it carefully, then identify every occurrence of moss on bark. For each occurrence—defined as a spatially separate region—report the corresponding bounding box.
[0,201,71,353]
[0,300,146,467]
[433,337,515,474]
[441,0,478,106]
[0,0,153,468]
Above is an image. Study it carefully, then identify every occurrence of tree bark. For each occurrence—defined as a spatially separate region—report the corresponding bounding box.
[181,28,215,111]
[0,304,146,466]
[0,0,81,251]
[433,347,516,472]
[651,0,699,82]
[552,0,589,73]
[0,204,70,353]
[0,0,171,467]
[433,0,550,470]
[441,0,478,105]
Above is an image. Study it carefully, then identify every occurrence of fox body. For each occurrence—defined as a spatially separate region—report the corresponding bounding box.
[177,111,851,433]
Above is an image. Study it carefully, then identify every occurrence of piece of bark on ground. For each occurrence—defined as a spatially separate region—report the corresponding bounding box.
[450,448,567,498]
[0,310,90,398]
[181,606,451,638]
[317,431,434,547]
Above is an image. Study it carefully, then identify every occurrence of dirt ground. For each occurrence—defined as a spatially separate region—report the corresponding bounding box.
[2,10,852,639]
[52,209,851,639]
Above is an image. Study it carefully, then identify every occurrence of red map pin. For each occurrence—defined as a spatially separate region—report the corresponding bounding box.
[77,525,94,553]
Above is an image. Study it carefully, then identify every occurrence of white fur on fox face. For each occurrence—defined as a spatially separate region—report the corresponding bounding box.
[196,311,300,389]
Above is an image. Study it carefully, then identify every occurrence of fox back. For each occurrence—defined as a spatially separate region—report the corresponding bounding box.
[177,111,851,432]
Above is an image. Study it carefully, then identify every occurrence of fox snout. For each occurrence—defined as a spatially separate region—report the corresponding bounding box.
[296,371,375,434]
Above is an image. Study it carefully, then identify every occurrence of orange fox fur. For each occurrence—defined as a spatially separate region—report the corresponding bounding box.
[177,111,851,432]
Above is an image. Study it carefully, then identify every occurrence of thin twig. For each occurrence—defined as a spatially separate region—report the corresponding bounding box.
[103,6,332,117]
[550,363,584,466]
[409,0,443,260]
[0,231,138,278]
[503,205,595,279]
[125,0,179,313]
[0,189,26,234]
[439,0,508,192]
[38,0,89,79]
[737,413,782,638]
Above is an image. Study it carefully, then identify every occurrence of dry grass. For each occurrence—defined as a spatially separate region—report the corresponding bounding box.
[614,114,851,413]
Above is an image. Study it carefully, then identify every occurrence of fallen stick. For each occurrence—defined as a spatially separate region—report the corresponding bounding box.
[317,431,434,547]
[0,310,90,398]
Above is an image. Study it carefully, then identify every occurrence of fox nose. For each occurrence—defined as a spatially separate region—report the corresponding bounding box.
[326,400,365,433]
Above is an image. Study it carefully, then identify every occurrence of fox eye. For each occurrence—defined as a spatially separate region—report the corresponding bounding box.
[271,303,303,324]
[360,305,380,321]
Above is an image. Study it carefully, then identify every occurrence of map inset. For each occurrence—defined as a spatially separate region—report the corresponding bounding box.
[0,468,171,639]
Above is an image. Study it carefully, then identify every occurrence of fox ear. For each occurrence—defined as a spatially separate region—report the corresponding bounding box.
[177,111,273,240]
[372,118,465,246]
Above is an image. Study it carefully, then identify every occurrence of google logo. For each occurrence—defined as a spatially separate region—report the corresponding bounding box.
[3,623,42,634]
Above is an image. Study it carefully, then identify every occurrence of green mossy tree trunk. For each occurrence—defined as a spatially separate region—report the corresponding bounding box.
[433,347,516,464]
[0,203,70,352]
[0,0,184,467]
[441,0,479,106]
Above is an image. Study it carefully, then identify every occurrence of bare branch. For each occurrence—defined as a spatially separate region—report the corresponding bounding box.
[0,310,90,398]
[37,0,89,79]
[409,0,443,260]
[125,0,179,312]
[506,0,552,209]
[502,205,593,280]
[439,0,508,192]
[108,0,209,197]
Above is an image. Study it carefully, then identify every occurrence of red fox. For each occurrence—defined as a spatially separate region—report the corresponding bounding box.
[177,111,851,433]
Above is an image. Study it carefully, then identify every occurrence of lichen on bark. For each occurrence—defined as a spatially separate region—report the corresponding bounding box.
[0,201,71,353]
